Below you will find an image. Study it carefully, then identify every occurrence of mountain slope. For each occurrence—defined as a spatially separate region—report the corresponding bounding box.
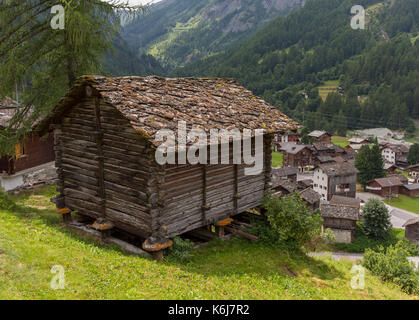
[175,0,419,134]
[122,0,305,68]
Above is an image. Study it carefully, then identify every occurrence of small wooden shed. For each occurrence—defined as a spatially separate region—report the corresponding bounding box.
[36,76,298,246]
[403,218,419,245]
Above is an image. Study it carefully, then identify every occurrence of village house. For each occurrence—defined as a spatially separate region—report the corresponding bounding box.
[312,142,344,158]
[271,166,298,183]
[403,218,419,245]
[345,143,365,153]
[0,97,55,191]
[308,130,332,143]
[381,144,410,167]
[408,164,419,182]
[329,194,361,210]
[36,75,299,253]
[320,201,360,243]
[280,143,313,170]
[400,184,419,197]
[366,176,404,198]
[384,163,397,175]
[299,187,321,211]
[313,161,358,201]
[273,131,301,151]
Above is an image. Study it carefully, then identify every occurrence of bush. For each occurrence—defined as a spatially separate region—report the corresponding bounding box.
[260,193,323,248]
[167,236,194,262]
[363,241,419,294]
[0,190,18,211]
[361,198,391,239]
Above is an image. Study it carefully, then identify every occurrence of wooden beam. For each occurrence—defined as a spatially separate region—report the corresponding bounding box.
[94,96,107,219]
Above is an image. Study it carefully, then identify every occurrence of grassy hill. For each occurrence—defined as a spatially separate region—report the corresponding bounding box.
[0,186,415,299]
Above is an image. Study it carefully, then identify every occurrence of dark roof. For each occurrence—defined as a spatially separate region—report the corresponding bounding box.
[272,179,298,193]
[401,183,419,191]
[403,218,419,227]
[408,164,419,170]
[313,142,344,153]
[369,176,403,188]
[272,167,298,177]
[389,174,408,184]
[316,155,336,163]
[317,161,359,177]
[383,144,409,153]
[36,76,300,146]
[321,203,359,221]
[341,150,356,161]
[280,143,310,155]
[330,195,361,209]
[298,179,313,188]
[300,188,321,204]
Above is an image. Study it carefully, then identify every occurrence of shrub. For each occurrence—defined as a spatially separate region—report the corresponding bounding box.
[167,236,194,262]
[361,198,391,239]
[0,190,18,211]
[363,241,419,294]
[260,193,323,248]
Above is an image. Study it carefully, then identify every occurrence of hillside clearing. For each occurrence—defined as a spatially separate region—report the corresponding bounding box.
[317,80,339,101]
[331,136,349,148]
[0,185,415,299]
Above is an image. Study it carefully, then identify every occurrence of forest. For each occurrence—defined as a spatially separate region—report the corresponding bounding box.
[175,0,419,135]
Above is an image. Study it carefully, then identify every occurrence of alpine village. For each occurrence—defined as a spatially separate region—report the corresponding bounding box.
[1,0,419,301]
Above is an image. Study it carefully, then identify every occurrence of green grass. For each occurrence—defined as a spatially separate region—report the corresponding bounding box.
[332,136,349,148]
[272,152,283,168]
[332,228,419,256]
[317,80,339,101]
[0,186,416,299]
[385,195,419,214]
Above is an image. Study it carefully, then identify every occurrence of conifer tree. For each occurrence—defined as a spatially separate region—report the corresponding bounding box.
[0,0,145,154]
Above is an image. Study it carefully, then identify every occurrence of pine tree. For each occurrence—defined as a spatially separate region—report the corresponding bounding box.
[407,143,419,165]
[355,144,386,188]
[0,0,145,154]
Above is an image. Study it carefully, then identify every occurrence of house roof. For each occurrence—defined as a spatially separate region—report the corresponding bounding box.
[383,162,397,170]
[401,183,419,191]
[298,179,313,188]
[309,130,329,138]
[272,167,298,178]
[348,144,364,151]
[316,155,336,163]
[330,195,361,209]
[272,179,299,193]
[317,161,359,177]
[383,144,409,153]
[369,176,403,188]
[408,164,419,170]
[313,142,344,153]
[36,76,300,147]
[320,203,359,221]
[300,188,321,204]
[403,218,419,227]
[348,137,368,144]
[280,143,310,155]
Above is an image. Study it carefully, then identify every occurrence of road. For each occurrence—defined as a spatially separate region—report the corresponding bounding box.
[309,252,419,270]
[357,193,417,229]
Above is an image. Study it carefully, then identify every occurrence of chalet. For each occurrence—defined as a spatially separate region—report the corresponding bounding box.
[272,179,299,196]
[313,142,344,158]
[381,144,409,167]
[345,144,365,153]
[308,130,331,143]
[348,137,369,145]
[36,75,299,252]
[366,176,403,197]
[321,202,360,243]
[298,179,313,189]
[403,218,419,245]
[400,184,419,198]
[408,164,419,182]
[280,143,313,169]
[389,173,408,186]
[273,131,300,151]
[271,167,298,183]
[313,161,358,201]
[300,187,321,210]
[0,97,55,191]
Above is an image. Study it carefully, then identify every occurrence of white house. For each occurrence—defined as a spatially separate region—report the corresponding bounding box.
[382,147,396,164]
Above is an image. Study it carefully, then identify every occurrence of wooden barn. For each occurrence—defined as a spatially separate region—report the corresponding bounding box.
[36,76,299,251]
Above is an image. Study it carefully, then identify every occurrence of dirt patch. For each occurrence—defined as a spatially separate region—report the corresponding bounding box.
[282,265,298,277]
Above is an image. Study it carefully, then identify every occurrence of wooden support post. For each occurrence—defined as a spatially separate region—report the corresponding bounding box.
[233,164,239,216]
[202,164,208,224]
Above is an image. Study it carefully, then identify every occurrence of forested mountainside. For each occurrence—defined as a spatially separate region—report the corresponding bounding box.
[103,36,166,76]
[122,0,305,69]
[175,0,419,135]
